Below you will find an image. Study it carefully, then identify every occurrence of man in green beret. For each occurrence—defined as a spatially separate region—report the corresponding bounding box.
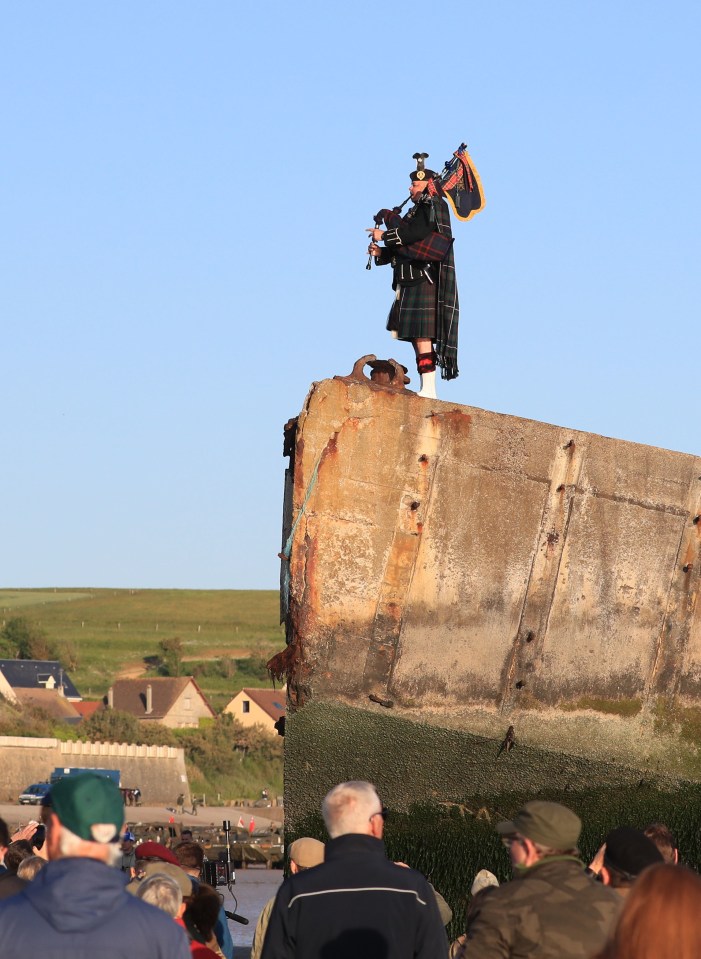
[0,773,189,959]
[459,800,621,959]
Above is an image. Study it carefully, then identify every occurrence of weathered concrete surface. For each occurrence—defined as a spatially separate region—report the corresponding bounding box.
[277,373,701,816]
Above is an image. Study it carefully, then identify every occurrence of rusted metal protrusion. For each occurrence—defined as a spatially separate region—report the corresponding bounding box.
[283,417,298,459]
[267,644,300,687]
[341,355,411,391]
[683,564,693,573]
[563,439,574,450]
[497,725,516,756]
[556,484,565,492]
[369,358,410,388]
[693,515,700,525]
[524,630,534,643]
[410,501,420,511]
[369,693,394,708]
[418,454,429,464]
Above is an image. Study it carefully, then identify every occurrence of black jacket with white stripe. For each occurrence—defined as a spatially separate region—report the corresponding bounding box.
[260,833,447,959]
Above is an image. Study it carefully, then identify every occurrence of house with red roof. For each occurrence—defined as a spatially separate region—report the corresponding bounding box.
[223,687,285,735]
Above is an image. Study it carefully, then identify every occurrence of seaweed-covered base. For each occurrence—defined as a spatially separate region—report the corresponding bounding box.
[286,702,701,941]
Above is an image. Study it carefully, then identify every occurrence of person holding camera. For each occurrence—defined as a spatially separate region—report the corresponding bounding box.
[173,841,234,959]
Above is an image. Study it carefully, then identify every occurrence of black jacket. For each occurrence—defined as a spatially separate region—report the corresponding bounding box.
[260,833,447,959]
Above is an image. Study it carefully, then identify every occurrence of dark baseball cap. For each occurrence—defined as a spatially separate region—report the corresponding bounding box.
[50,774,124,844]
[496,800,581,849]
[604,827,663,878]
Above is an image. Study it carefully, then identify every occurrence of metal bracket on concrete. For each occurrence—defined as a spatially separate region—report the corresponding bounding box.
[338,355,411,392]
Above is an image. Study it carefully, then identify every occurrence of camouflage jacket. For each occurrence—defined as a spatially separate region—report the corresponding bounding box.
[461,856,621,959]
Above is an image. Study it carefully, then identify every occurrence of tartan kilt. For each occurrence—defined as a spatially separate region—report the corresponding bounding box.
[386,279,437,341]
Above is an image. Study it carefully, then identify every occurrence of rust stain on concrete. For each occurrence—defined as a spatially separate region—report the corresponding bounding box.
[277,371,701,765]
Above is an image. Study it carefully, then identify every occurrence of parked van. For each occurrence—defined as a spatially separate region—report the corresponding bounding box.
[18,783,51,805]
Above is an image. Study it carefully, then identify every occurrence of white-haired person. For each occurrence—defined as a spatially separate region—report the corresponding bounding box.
[261,780,447,959]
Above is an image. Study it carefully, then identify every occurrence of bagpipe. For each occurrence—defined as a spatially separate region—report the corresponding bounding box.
[366,142,485,269]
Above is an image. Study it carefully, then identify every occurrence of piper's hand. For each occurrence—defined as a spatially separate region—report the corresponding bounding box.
[368,242,381,257]
[366,228,385,243]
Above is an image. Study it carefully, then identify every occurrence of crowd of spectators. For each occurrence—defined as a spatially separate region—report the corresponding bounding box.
[0,773,698,958]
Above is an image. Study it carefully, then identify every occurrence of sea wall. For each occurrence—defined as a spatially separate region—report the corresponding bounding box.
[0,736,189,803]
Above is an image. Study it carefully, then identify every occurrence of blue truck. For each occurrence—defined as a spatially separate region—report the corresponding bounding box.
[50,767,121,786]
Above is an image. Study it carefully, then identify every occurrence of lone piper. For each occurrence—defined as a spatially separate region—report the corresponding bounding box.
[367,145,484,398]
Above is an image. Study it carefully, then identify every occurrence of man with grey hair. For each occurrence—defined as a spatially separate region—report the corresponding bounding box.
[0,773,189,959]
[261,780,446,959]
[136,871,185,918]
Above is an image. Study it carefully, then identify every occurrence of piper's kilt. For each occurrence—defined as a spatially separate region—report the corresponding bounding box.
[386,279,437,341]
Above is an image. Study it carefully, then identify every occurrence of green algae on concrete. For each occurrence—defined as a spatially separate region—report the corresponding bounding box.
[284,701,685,829]
[286,701,701,942]
[559,697,643,718]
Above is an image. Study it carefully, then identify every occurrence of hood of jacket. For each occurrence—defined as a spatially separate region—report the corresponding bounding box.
[23,857,130,933]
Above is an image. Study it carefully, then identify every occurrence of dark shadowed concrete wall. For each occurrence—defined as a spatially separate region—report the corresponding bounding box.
[278,374,701,824]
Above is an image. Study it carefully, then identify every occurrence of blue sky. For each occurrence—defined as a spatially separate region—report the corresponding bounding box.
[2,2,700,589]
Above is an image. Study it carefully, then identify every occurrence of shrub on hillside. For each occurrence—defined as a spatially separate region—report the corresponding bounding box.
[176,713,281,774]
[235,654,270,683]
[191,653,269,684]
[191,657,237,680]
[157,637,183,677]
[1,617,59,661]
[80,708,177,746]
[0,700,56,738]
[238,723,284,762]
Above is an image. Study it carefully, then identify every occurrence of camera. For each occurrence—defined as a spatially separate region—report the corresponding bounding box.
[202,820,235,888]
[202,857,232,887]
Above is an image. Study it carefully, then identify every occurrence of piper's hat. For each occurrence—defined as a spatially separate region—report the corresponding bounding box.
[289,837,325,868]
[49,773,124,844]
[410,151,437,182]
[496,800,581,850]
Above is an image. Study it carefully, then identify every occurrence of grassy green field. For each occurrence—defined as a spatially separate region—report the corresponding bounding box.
[0,588,284,710]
